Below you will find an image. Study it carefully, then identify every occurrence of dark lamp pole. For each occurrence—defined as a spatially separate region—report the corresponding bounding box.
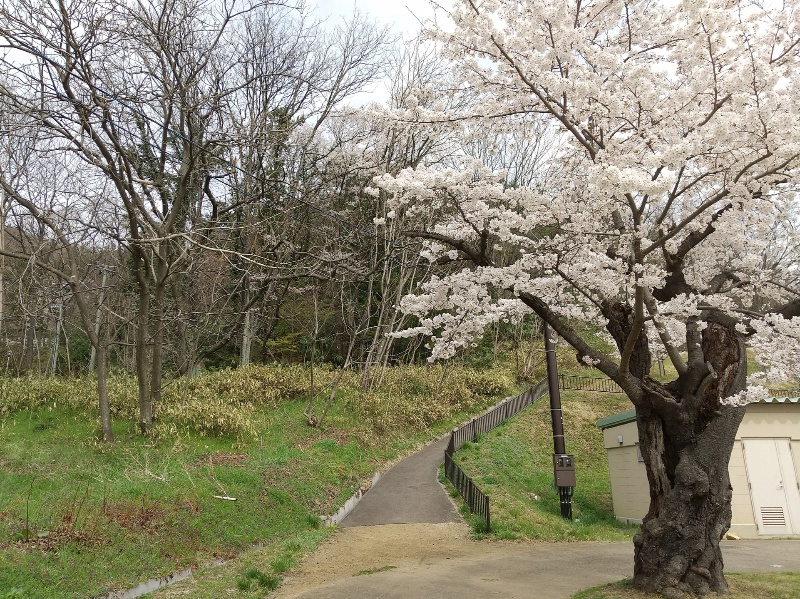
[543,321,575,520]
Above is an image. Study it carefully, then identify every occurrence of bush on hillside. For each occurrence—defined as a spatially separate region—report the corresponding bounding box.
[159,364,326,437]
[1,365,322,438]
[0,375,98,416]
[0,364,516,438]
[162,364,321,408]
[349,365,515,432]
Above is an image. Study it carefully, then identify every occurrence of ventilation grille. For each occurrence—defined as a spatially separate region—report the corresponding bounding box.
[760,507,786,527]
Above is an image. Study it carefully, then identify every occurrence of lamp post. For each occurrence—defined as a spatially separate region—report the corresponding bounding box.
[543,321,575,519]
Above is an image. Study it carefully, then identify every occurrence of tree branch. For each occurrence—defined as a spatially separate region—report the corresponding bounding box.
[404,229,494,266]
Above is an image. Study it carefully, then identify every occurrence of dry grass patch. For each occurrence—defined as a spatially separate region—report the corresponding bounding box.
[573,573,800,599]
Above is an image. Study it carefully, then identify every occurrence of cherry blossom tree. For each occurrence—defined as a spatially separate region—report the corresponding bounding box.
[375,0,800,595]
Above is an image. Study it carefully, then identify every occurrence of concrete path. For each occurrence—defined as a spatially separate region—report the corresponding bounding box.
[339,436,459,527]
[309,430,800,599]
[280,537,800,599]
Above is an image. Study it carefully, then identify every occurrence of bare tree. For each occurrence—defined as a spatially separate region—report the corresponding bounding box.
[152,7,395,371]
[1,0,405,436]
[0,0,271,432]
[0,119,117,440]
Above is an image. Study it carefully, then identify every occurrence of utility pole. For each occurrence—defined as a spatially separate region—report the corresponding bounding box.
[240,273,252,366]
[241,274,265,367]
[48,282,71,375]
[0,185,5,339]
[241,305,252,365]
[21,314,35,373]
[544,321,575,519]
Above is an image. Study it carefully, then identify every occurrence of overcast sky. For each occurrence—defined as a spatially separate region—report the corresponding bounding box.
[306,1,450,104]
[309,0,443,35]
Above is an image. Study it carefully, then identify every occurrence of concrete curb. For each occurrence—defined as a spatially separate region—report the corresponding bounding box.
[323,471,382,526]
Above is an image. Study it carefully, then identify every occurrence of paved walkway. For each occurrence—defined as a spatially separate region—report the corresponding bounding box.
[280,536,800,599]
[339,435,459,527]
[281,431,800,599]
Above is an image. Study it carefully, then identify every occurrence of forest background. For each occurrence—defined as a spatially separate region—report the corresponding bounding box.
[0,0,521,440]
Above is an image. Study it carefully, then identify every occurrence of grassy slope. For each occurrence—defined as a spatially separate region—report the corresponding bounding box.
[0,365,516,599]
[451,387,637,541]
[1,404,358,599]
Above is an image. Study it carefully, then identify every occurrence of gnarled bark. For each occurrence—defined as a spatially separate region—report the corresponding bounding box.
[632,321,747,597]
[598,300,748,596]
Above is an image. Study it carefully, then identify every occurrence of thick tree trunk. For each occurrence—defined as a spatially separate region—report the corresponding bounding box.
[632,322,748,597]
[596,299,749,597]
[634,403,745,596]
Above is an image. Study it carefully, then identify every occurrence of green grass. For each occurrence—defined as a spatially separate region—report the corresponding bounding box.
[449,388,638,541]
[354,565,397,576]
[573,573,800,599]
[0,364,517,599]
[0,406,340,598]
[236,568,280,592]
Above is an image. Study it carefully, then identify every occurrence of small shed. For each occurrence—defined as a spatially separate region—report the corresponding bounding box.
[597,397,800,538]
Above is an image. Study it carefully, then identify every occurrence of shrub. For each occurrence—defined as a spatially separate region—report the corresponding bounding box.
[158,396,257,438]
[162,364,323,409]
[0,363,516,439]
[0,376,94,415]
[155,364,328,438]
[347,365,515,433]
[0,373,139,419]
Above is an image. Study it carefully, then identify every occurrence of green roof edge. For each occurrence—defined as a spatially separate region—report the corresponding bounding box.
[596,408,636,430]
[596,397,799,429]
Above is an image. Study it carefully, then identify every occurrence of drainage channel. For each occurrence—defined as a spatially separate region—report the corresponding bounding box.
[104,569,193,599]
[324,471,381,526]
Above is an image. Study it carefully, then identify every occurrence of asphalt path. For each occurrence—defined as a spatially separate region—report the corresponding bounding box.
[282,538,800,599]
[310,430,800,599]
[339,435,460,526]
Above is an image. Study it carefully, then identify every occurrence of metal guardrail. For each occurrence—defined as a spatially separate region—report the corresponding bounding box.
[444,452,490,531]
[559,374,623,393]
[444,379,548,531]
[447,380,549,455]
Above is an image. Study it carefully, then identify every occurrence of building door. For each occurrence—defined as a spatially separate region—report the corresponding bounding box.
[742,438,800,535]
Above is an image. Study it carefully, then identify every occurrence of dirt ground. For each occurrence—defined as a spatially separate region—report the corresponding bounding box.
[148,521,800,599]
[274,522,508,598]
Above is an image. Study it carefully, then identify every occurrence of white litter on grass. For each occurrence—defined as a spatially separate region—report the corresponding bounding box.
[771,564,783,568]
